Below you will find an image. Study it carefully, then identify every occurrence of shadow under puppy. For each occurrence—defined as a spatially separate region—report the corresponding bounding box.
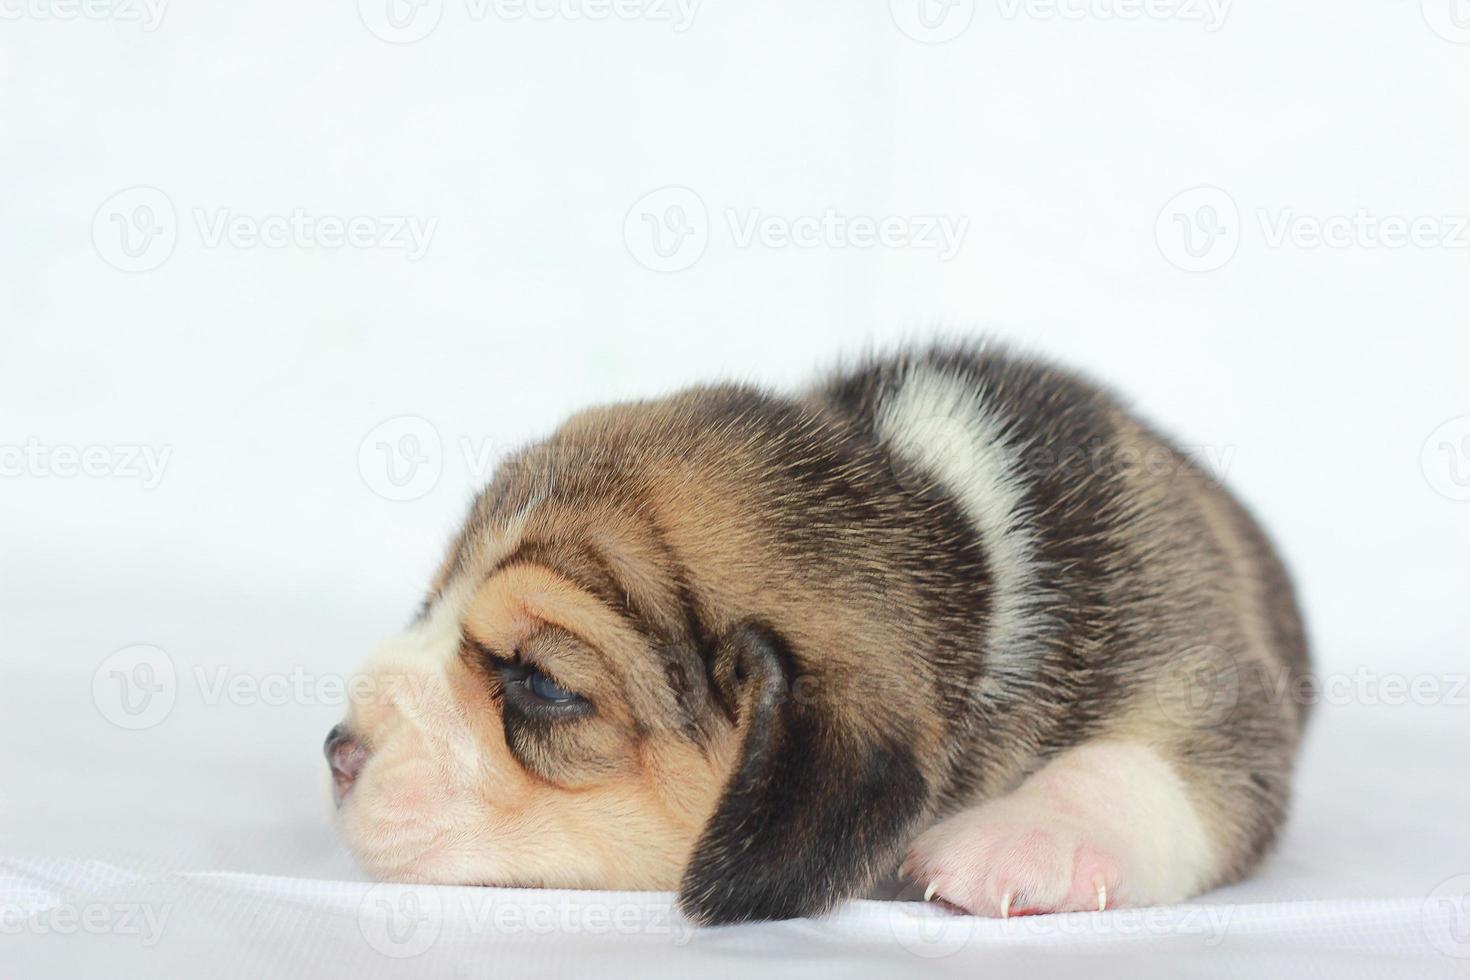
[327,343,1312,925]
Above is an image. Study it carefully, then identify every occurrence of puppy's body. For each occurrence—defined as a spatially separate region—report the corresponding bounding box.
[331,344,1311,924]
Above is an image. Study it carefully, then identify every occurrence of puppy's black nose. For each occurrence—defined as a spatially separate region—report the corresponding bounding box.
[324,724,368,805]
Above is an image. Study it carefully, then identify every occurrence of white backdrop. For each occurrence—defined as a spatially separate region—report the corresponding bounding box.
[3,2,1469,977]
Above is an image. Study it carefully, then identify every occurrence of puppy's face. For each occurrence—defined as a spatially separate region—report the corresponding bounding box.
[328,397,934,923]
[332,562,734,895]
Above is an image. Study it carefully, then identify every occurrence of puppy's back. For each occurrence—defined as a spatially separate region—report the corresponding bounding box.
[813,344,1311,854]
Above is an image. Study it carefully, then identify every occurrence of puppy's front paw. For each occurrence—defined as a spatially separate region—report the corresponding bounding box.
[903,800,1119,917]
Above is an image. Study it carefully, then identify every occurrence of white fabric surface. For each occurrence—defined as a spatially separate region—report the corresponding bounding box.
[4,0,1470,976]
[3,580,1467,978]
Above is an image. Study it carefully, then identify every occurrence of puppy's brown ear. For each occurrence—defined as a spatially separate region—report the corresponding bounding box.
[677,623,928,925]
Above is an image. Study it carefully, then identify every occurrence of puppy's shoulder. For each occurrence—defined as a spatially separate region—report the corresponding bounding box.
[810,340,1121,444]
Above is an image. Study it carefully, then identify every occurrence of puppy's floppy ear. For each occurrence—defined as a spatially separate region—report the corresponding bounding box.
[677,622,928,925]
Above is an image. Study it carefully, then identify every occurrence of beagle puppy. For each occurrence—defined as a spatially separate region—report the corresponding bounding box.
[327,343,1312,925]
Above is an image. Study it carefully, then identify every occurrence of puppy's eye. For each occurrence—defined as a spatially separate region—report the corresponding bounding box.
[526,667,581,704]
[484,647,592,720]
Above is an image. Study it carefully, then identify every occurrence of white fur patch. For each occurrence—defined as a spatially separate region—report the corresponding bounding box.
[361,589,481,769]
[876,365,1051,686]
[905,740,1219,913]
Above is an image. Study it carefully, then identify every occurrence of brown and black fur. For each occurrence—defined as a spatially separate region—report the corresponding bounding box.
[334,341,1312,925]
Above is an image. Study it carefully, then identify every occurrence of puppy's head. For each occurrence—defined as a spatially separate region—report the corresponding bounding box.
[329,390,933,923]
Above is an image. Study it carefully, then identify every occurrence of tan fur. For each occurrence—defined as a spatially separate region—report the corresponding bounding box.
[339,399,946,892]
[340,526,738,892]
[331,345,1311,922]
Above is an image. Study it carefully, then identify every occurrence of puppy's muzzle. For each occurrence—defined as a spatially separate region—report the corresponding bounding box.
[324,724,367,805]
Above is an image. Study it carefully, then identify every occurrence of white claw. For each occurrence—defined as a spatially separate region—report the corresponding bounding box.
[1000,892,1012,919]
[1096,880,1108,913]
[924,881,939,902]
